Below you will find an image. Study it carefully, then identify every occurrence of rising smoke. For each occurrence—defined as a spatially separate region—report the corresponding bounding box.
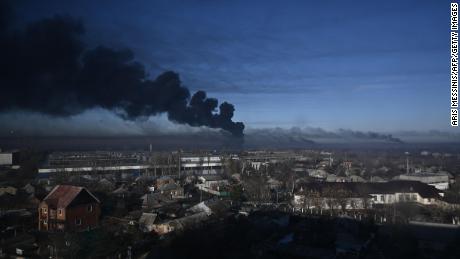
[0,2,245,137]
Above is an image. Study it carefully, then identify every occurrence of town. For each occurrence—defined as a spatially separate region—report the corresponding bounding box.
[0,0,455,258]
[1,147,459,258]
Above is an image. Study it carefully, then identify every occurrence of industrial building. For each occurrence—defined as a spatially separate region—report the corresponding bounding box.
[0,149,20,167]
[393,172,451,190]
[37,151,226,179]
[180,155,223,175]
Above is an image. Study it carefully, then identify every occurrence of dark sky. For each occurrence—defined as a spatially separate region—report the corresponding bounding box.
[3,0,452,133]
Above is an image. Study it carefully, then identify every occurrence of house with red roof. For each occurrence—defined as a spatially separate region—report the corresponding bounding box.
[38,185,100,232]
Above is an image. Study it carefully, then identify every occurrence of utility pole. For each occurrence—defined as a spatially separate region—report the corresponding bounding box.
[405,152,410,174]
[329,153,332,167]
[127,246,132,259]
[178,151,181,178]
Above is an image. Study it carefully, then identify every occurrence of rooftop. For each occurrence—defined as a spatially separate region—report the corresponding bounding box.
[42,185,100,208]
[297,181,442,199]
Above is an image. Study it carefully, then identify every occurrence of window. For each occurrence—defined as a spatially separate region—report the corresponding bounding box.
[43,220,48,224]
[380,195,384,202]
[42,207,47,213]
[404,194,410,201]
[58,209,63,216]
[87,205,93,212]
[75,218,82,225]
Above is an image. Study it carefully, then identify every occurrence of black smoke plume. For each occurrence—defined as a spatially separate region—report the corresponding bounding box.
[0,4,245,137]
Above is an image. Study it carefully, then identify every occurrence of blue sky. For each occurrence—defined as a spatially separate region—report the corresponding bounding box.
[15,0,451,132]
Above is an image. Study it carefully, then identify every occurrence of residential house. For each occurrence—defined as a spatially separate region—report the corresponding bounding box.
[198,175,229,189]
[0,186,17,196]
[152,211,209,235]
[151,199,229,235]
[155,176,175,189]
[307,169,328,180]
[141,192,174,209]
[138,212,157,232]
[38,185,100,232]
[157,183,184,198]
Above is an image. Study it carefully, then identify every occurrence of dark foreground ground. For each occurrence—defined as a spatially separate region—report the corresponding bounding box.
[2,209,459,258]
[146,211,460,259]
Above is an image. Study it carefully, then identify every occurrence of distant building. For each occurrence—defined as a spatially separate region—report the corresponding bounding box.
[138,212,157,233]
[347,175,366,183]
[324,174,367,183]
[152,211,209,235]
[420,151,430,156]
[342,161,352,170]
[293,181,447,211]
[151,199,228,235]
[38,185,100,232]
[195,175,230,197]
[0,150,20,166]
[369,176,387,183]
[141,193,174,209]
[307,169,328,179]
[157,183,184,198]
[155,176,176,189]
[37,151,167,179]
[180,155,223,175]
[250,161,265,170]
[325,174,346,182]
[0,186,17,196]
[393,172,450,190]
[38,152,227,179]
[198,175,229,189]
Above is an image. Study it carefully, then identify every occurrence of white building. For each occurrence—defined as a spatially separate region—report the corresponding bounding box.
[180,155,223,175]
[198,175,229,189]
[307,169,328,179]
[293,181,446,211]
[0,150,19,166]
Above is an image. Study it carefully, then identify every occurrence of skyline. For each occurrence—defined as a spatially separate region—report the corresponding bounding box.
[1,0,454,135]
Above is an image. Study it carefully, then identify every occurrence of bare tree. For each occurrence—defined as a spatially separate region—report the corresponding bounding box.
[303,189,321,214]
[335,187,352,213]
[242,175,270,202]
[322,186,337,214]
